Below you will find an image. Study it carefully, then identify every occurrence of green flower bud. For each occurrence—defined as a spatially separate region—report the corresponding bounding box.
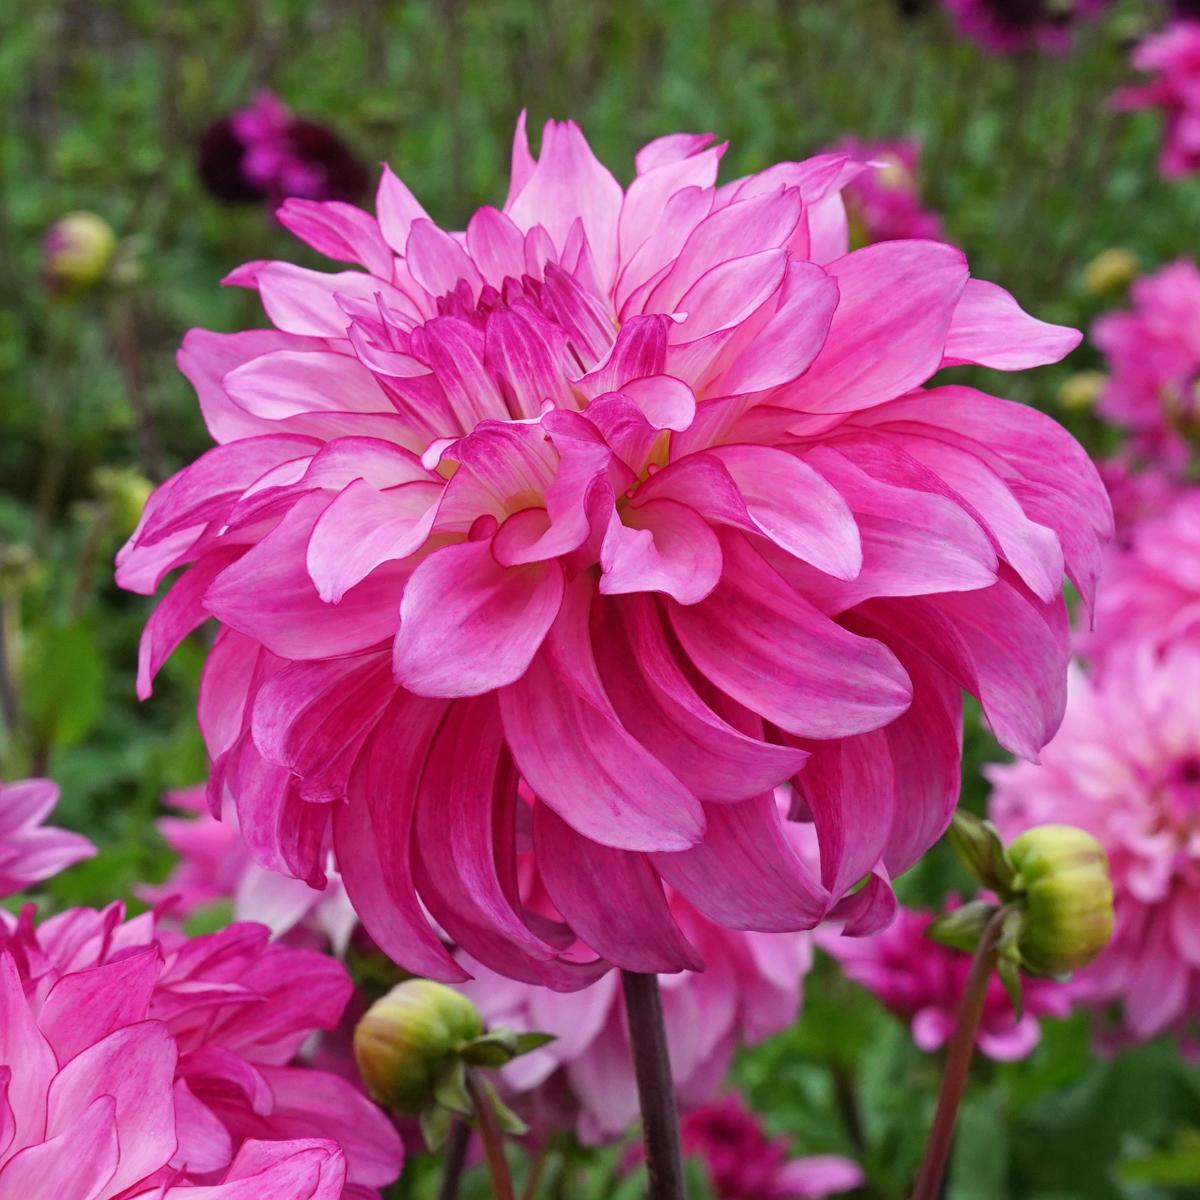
[1007,824,1114,976]
[42,212,117,295]
[1057,370,1107,413]
[91,467,153,536]
[1082,247,1140,298]
[353,979,484,1115]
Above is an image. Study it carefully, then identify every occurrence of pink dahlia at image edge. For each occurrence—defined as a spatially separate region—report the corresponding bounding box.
[118,112,1111,990]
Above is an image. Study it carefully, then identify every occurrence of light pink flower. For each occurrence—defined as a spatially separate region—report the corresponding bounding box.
[942,0,1107,56]
[677,1094,864,1199]
[1092,259,1200,467]
[0,777,94,898]
[1,904,403,1196]
[144,785,357,953]
[1081,487,1200,669]
[832,139,944,244]
[119,115,1107,988]
[822,903,1073,1060]
[458,889,812,1145]
[1114,22,1200,179]
[990,646,1200,1048]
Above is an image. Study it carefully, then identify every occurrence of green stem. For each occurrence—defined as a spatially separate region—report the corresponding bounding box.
[466,1071,516,1200]
[437,1119,470,1200]
[911,908,1009,1200]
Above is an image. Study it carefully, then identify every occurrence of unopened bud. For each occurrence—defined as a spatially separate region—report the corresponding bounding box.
[1082,248,1140,298]
[91,467,153,536]
[1007,824,1114,976]
[1057,370,1107,412]
[353,980,483,1115]
[42,212,117,295]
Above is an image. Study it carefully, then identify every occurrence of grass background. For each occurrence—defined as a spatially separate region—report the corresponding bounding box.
[3,1,1200,1195]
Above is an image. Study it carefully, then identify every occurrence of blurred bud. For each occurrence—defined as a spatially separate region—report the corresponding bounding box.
[1007,824,1114,976]
[91,467,153,536]
[1082,248,1140,298]
[42,212,117,296]
[1057,370,1107,412]
[353,979,483,1115]
[0,543,38,592]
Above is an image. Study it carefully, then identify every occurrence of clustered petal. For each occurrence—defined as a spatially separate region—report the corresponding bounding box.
[120,116,1108,989]
[0,777,94,899]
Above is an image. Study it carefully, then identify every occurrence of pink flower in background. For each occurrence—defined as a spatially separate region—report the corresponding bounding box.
[990,646,1200,1049]
[822,904,1072,1060]
[1080,488,1200,669]
[943,0,1107,56]
[1092,260,1200,468]
[199,89,368,207]
[119,114,1108,989]
[143,785,357,953]
[1096,456,1180,547]
[458,891,813,1144]
[0,777,94,898]
[1115,22,1200,179]
[833,138,944,244]
[678,1094,864,1199]
[1,904,403,1196]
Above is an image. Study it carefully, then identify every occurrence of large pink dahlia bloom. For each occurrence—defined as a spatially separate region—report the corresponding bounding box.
[0,777,94,898]
[120,116,1108,988]
[1092,259,1200,469]
[0,904,403,1196]
[821,903,1072,1061]
[990,647,1200,1048]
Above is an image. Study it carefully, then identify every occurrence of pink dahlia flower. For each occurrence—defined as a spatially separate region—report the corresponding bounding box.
[677,1094,864,1199]
[1081,487,1200,669]
[1092,259,1200,468]
[942,0,1107,56]
[832,138,944,244]
[0,903,403,1196]
[1115,22,1200,179]
[0,777,94,898]
[144,785,356,953]
[1096,456,1181,547]
[458,887,812,1144]
[990,647,1200,1048]
[822,903,1073,1060]
[119,115,1108,988]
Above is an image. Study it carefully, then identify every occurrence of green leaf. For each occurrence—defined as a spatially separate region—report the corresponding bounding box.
[475,1076,528,1137]
[22,621,104,749]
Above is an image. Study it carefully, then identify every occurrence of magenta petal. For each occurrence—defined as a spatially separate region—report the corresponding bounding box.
[276,198,393,277]
[0,1095,119,1200]
[223,350,393,419]
[375,163,432,255]
[599,499,723,605]
[393,540,564,697]
[533,802,703,973]
[671,534,912,739]
[942,278,1081,370]
[0,953,57,1158]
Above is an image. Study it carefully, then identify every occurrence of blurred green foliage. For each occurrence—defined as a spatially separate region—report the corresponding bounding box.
[2,1,1200,1197]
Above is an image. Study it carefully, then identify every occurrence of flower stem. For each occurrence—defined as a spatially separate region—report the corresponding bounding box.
[465,1071,516,1200]
[911,908,1009,1200]
[621,969,686,1200]
[437,1119,470,1200]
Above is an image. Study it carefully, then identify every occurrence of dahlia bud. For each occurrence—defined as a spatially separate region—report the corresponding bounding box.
[353,980,483,1115]
[1082,247,1140,297]
[42,212,117,295]
[1007,824,1114,976]
[1057,370,1107,412]
[92,467,153,537]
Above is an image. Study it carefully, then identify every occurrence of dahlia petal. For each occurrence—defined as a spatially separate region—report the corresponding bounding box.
[171,1139,347,1199]
[783,241,969,413]
[672,248,788,342]
[652,794,828,931]
[616,186,714,314]
[0,1094,119,1200]
[634,131,719,174]
[618,144,722,262]
[306,478,441,602]
[393,540,564,697]
[583,377,695,476]
[533,803,703,973]
[772,1155,866,1199]
[942,278,1081,370]
[375,163,432,256]
[578,313,671,398]
[718,261,839,394]
[484,306,576,415]
[205,494,405,659]
[499,577,705,852]
[0,953,57,1155]
[670,534,912,738]
[599,498,723,605]
[1124,926,1190,1037]
[1170,889,1200,966]
[828,870,897,936]
[276,198,393,277]
[172,1078,234,1176]
[223,350,393,419]
[466,206,527,285]
[0,776,57,832]
[405,218,483,301]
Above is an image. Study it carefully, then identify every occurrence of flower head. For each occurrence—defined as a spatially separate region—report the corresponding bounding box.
[990,645,1200,1048]
[832,138,944,244]
[1,903,404,1195]
[199,90,368,207]
[120,115,1108,988]
[41,212,116,295]
[822,903,1073,1060]
[0,777,94,898]
[943,0,1108,56]
[678,1094,864,1199]
[1092,259,1200,468]
[1115,22,1200,179]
